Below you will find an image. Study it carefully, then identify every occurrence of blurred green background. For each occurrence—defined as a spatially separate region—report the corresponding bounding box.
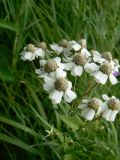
[0,0,120,159]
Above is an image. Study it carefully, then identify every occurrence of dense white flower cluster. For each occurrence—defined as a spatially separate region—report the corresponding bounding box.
[20,39,120,122]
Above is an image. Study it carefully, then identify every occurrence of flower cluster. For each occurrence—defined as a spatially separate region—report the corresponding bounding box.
[78,94,120,121]
[20,39,120,122]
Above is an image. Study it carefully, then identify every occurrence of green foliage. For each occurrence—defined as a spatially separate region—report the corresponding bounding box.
[0,0,120,159]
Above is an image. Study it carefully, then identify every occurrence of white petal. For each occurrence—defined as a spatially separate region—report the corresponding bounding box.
[84,63,100,73]
[49,90,63,104]
[92,50,105,63]
[81,48,91,57]
[35,48,45,58]
[85,109,95,120]
[44,76,54,84]
[110,110,118,121]
[24,52,34,60]
[20,51,26,61]
[78,103,88,109]
[67,81,72,90]
[64,89,77,103]
[102,94,109,101]
[82,99,89,103]
[93,71,108,84]
[63,49,73,56]
[81,108,90,119]
[54,57,61,63]
[71,43,81,51]
[109,74,118,85]
[81,108,95,120]
[55,69,66,79]
[71,65,83,76]
[39,59,46,66]
[63,56,72,62]
[43,82,55,92]
[35,69,45,75]
[102,109,112,121]
[58,63,65,70]
[92,50,101,58]
[65,62,74,70]
[101,102,108,112]
[50,44,63,54]
[49,72,57,80]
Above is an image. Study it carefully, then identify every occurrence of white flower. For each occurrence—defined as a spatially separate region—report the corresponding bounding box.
[91,50,116,66]
[50,39,81,55]
[85,61,118,85]
[64,48,91,76]
[102,94,120,121]
[35,42,48,58]
[20,43,45,61]
[35,57,65,78]
[91,50,105,64]
[78,98,102,121]
[68,40,81,51]
[43,70,77,104]
[78,39,87,48]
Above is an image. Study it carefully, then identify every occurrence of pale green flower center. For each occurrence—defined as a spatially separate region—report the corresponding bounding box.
[88,98,101,111]
[100,63,112,75]
[27,44,35,53]
[37,42,47,50]
[108,98,120,110]
[59,39,69,48]
[45,60,59,73]
[73,54,86,66]
[54,78,69,91]
[103,52,112,61]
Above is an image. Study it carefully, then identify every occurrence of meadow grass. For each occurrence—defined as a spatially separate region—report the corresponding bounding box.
[0,0,120,159]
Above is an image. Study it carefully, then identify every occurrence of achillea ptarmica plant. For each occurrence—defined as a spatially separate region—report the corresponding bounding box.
[21,38,120,123]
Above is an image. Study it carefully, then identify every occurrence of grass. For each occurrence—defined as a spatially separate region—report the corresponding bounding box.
[0,0,120,159]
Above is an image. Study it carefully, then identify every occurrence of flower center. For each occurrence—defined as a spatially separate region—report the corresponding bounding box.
[37,42,47,50]
[54,78,69,91]
[27,44,35,53]
[108,98,120,110]
[73,54,86,66]
[100,63,112,75]
[88,98,101,111]
[103,52,112,61]
[45,60,59,73]
[59,39,69,48]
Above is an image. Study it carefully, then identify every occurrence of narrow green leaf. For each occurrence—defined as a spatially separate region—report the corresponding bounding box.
[0,133,40,155]
[0,20,19,32]
[0,116,42,139]
[60,115,80,130]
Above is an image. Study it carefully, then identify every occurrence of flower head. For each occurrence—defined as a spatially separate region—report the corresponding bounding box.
[20,43,46,61]
[64,48,91,76]
[43,70,77,104]
[102,94,120,121]
[78,98,102,120]
[50,39,81,55]
[35,57,65,78]
[85,61,118,85]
